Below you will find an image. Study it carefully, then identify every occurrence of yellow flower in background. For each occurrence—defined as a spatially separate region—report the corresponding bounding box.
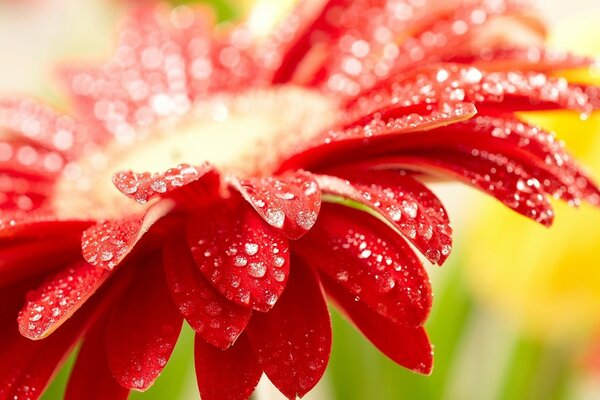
[464,14,600,343]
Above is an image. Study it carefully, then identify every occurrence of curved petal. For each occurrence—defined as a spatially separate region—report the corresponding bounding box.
[0,212,91,240]
[316,172,452,264]
[112,162,219,205]
[0,316,85,399]
[0,235,82,287]
[346,65,592,120]
[195,333,262,400]
[186,200,290,312]
[82,199,175,270]
[322,274,433,374]
[0,272,122,400]
[279,101,477,172]
[246,257,331,399]
[106,257,183,391]
[443,46,595,72]
[18,260,110,339]
[163,235,252,349]
[295,203,431,327]
[229,170,321,239]
[374,148,556,226]
[65,319,129,400]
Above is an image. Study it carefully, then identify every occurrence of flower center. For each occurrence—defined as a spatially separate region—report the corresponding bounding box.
[53,86,339,219]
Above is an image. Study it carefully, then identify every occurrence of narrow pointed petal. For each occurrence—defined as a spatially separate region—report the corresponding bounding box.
[380,148,556,226]
[246,258,331,399]
[280,101,477,172]
[112,163,219,205]
[82,199,175,270]
[322,274,433,374]
[347,65,593,119]
[444,46,595,72]
[163,235,252,349]
[229,171,321,239]
[65,320,129,400]
[195,333,262,400]
[295,204,431,328]
[316,172,452,264]
[106,258,183,391]
[453,115,600,205]
[18,260,110,339]
[186,201,290,312]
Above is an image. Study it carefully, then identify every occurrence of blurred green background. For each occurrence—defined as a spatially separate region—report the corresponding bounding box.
[2,0,600,399]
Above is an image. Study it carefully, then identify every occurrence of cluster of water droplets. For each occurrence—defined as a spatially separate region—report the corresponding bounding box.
[81,219,141,269]
[187,210,290,311]
[113,163,209,204]
[457,147,555,225]
[321,221,431,326]
[18,263,106,339]
[316,174,452,265]
[465,115,599,205]
[229,172,321,239]
[348,65,592,121]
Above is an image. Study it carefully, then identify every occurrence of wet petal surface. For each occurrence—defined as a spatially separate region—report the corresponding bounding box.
[229,170,321,239]
[186,200,290,312]
[295,204,431,327]
[163,235,252,349]
[246,258,331,399]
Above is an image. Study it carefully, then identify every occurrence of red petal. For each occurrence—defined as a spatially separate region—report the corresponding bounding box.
[315,172,452,265]
[0,140,65,180]
[0,235,82,287]
[82,199,175,270]
[444,46,595,72]
[0,317,85,399]
[81,219,141,270]
[322,274,433,374]
[0,279,114,399]
[163,235,252,349]
[106,257,183,391]
[62,7,264,140]
[378,148,556,226]
[195,333,262,400]
[0,97,97,157]
[65,320,129,400]
[0,171,54,212]
[18,260,110,339]
[0,212,91,240]
[112,163,219,205]
[246,258,331,399]
[295,203,431,328]
[280,101,477,172]
[452,115,600,205]
[229,171,321,239]
[347,65,592,119]
[186,200,290,312]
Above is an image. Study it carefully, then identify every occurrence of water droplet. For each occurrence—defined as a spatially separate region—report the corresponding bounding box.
[244,243,258,255]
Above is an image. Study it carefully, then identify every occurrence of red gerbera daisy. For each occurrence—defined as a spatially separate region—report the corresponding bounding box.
[1,1,599,399]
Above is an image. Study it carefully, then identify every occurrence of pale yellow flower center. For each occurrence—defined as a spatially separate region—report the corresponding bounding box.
[52,86,339,219]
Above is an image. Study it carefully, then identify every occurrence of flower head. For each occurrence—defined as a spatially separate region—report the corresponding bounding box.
[1,1,599,399]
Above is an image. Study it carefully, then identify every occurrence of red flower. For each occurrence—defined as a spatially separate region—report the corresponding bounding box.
[1,1,599,399]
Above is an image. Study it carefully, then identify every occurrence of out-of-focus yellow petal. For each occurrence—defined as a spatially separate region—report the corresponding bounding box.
[464,13,600,343]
